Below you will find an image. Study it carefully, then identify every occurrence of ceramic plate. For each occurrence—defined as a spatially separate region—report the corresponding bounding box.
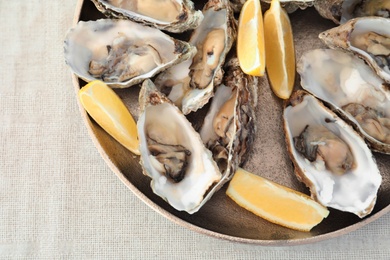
[70,0,390,245]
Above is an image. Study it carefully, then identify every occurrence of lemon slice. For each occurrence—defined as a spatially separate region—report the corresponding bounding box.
[226,168,329,232]
[264,0,296,99]
[78,80,140,155]
[237,0,266,76]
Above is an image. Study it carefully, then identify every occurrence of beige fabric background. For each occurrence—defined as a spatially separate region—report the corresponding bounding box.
[1,1,389,259]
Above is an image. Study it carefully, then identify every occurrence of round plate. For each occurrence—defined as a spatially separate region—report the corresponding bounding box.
[70,0,390,245]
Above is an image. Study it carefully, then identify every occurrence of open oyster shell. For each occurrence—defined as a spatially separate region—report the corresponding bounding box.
[199,56,258,181]
[64,19,195,88]
[153,0,236,114]
[90,0,203,33]
[319,17,390,84]
[297,48,390,154]
[284,90,382,218]
[137,79,223,214]
[314,0,390,24]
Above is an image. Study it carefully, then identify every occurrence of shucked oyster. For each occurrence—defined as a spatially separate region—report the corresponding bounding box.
[199,57,258,181]
[284,90,381,217]
[154,0,236,114]
[137,79,222,214]
[297,49,390,153]
[319,17,390,84]
[64,19,195,88]
[90,0,203,33]
[314,0,390,24]
[294,124,354,175]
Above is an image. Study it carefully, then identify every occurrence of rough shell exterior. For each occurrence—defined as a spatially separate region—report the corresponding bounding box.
[229,0,314,13]
[199,56,258,181]
[314,0,390,24]
[313,0,344,24]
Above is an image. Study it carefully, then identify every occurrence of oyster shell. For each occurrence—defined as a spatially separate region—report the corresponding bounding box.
[64,19,195,88]
[284,90,382,218]
[228,0,247,13]
[314,0,390,24]
[262,0,314,13]
[229,0,314,13]
[90,0,203,33]
[199,57,258,180]
[137,79,222,214]
[154,0,236,114]
[319,17,390,84]
[297,48,390,153]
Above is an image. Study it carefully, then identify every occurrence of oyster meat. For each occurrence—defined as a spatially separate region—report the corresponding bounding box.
[64,19,195,88]
[294,125,354,175]
[154,0,236,114]
[90,0,203,33]
[297,48,390,153]
[199,57,258,181]
[314,0,390,24]
[284,90,382,217]
[137,79,222,214]
[319,17,390,84]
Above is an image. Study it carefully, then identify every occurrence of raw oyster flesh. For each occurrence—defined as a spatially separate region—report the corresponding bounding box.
[319,17,390,83]
[90,0,203,33]
[314,0,390,24]
[153,0,236,114]
[199,57,258,181]
[297,48,390,154]
[137,79,222,214]
[64,19,195,88]
[294,125,354,175]
[284,90,382,217]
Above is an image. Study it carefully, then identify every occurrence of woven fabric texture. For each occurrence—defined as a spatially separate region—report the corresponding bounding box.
[0,1,389,259]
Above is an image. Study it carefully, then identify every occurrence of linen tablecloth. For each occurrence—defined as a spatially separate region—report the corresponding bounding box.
[1,1,389,259]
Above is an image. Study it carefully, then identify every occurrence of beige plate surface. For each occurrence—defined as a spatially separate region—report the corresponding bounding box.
[71,0,390,245]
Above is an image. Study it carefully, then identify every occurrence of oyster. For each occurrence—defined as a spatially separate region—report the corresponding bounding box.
[297,48,390,153]
[319,17,390,84]
[284,90,382,217]
[90,0,203,33]
[64,19,195,88]
[199,57,258,180]
[154,0,236,114]
[137,79,222,214]
[314,0,390,24]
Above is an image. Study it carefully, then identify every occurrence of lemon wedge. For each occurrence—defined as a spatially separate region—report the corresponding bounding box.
[78,80,140,155]
[237,0,266,76]
[226,168,329,232]
[264,0,296,99]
